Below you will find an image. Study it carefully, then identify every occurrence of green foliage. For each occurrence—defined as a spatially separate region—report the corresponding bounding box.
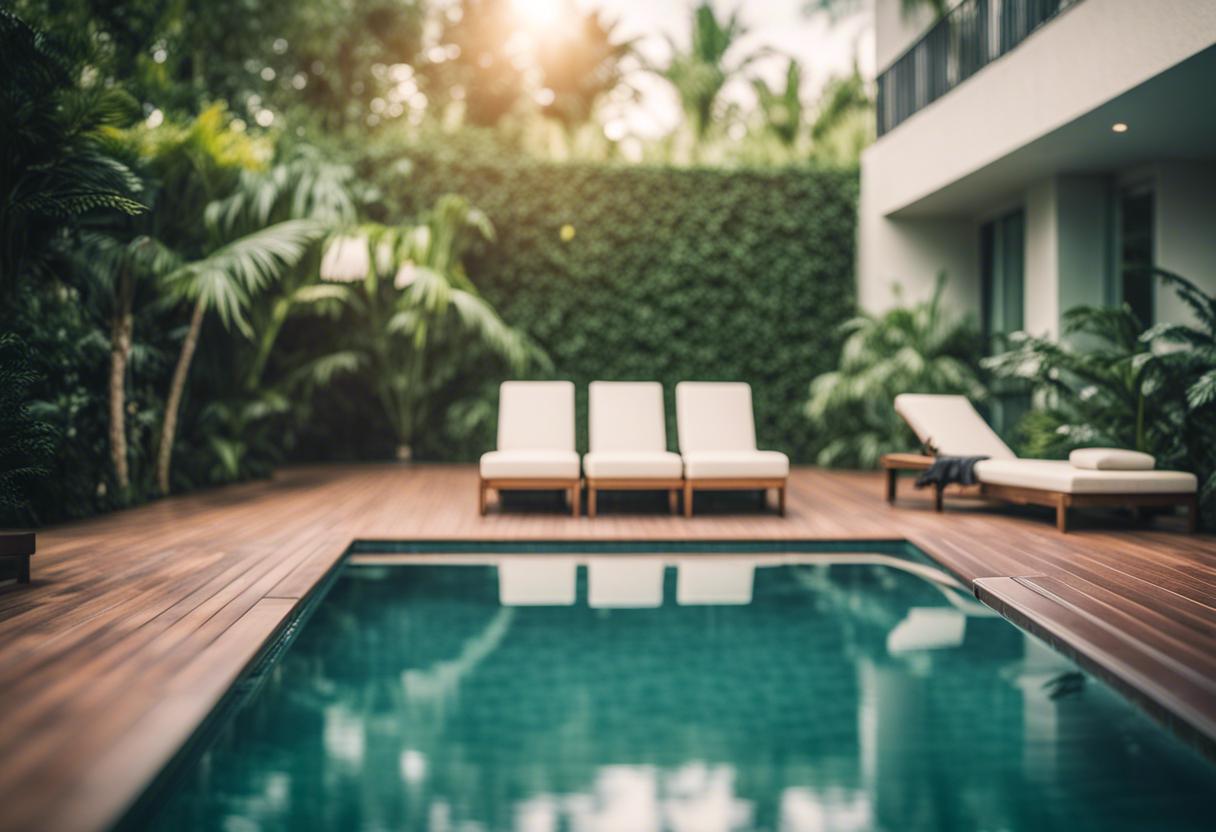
[0,334,57,525]
[317,195,542,452]
[805,274,986,468]
[984,269,1216,530]
[657,2,766,154]
[535,9,633,130]
[0,8,144,290]
[379,152,858,461]
[753,60,804,147]
[982,305,1168,457]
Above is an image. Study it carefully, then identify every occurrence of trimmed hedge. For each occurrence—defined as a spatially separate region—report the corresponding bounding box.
[394,157,859,462]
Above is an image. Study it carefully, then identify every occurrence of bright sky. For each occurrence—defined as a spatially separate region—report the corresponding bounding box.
[518,0,876,137]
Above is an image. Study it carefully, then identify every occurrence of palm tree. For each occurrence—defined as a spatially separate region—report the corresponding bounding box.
[657,2,766,157]
[321,195,539,459]
[155,220,322,494]
[808,66,874,164]
[204,149,359,393]
[73,233,178,492]
[753,59,805,148]
[535,7,634,130]
[806,273,985,468]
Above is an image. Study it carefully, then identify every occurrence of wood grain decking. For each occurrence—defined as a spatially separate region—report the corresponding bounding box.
[1,464,1214,832]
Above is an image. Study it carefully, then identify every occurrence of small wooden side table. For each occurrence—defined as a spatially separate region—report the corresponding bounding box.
[879,453,943,511]
[0,530,36,584]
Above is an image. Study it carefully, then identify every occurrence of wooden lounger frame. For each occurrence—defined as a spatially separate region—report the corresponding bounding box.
[880,453,1198,533]
[0,530,36,584]
[585,478,683,517]
[684,478,786,518]
[980,483,1198,534]
[479,477,581,517]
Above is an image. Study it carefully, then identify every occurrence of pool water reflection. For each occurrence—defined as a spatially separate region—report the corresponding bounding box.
[143,558,1216,832]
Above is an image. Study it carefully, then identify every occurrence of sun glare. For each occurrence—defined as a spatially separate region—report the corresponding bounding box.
[512,0,565,29]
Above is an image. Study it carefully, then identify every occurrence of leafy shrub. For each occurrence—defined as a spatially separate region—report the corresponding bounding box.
[357,151,859,461]
[985,268,1216,530]
[0,334,56,525]
[804,274,985,468]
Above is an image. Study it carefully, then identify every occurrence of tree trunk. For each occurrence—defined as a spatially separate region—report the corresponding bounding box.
[157,298,206,495]
[108,264,133,492]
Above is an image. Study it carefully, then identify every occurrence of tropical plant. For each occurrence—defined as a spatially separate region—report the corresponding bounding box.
[437,0,529,128]
[753,59,805,148]
[985,268,1216,529]
[808,66,873,163]
[154,218,323,493]
[0,335,57,526]
[0,8,144,293]
[656,2,767,158]
[1139,267,1216,529]
[980,305,1171,458]
[806,273,986,468]
[72,232,178,494]
[535,8,634,130]
[177,150,361,483]
[320,195,542,458]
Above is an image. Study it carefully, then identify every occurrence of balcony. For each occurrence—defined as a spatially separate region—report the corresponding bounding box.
[876,0,1084,136]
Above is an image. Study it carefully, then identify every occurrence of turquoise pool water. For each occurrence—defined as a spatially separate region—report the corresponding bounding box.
[139,556,1216,832]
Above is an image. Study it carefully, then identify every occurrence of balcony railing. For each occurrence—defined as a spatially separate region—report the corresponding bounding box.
[876,0,1084,136]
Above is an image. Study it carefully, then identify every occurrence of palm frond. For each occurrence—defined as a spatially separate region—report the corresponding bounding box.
[166,220,322,329]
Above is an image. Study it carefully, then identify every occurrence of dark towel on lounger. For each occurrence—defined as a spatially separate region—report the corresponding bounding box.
[915,456,988,489]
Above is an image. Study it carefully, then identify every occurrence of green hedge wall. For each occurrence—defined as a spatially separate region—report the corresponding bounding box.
[391,157,858,462]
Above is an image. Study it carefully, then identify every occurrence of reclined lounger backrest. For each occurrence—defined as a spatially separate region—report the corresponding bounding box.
[893,394,1017,460]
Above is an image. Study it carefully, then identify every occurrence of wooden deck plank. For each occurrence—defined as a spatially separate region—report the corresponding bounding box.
[0,463,1213,832]
[974,576,1216,759]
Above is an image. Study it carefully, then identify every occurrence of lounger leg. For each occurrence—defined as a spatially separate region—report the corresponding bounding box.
[479,479,487,515]
[571,483,580,518]
[588,485,597,518]
[778,485,786,516]
[886,469,897,504]
[18,555,30,584]
[1056,498,1068,534]
[669,489,678,515]
[934,485,943,512]
[684,481,694,518]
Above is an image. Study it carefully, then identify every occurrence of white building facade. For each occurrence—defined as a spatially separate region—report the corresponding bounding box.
[859,0,1216,341]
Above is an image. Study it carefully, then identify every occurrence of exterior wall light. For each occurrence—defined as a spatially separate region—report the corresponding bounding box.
[1112,123,1129,132]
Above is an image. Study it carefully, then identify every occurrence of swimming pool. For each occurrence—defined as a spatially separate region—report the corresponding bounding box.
[131,551,1216,831]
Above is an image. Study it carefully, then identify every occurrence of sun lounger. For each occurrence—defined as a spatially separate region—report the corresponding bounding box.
[583,381,684,517]
[479,381,581,516]
[675,382,789,517]
[892,394,1198,532]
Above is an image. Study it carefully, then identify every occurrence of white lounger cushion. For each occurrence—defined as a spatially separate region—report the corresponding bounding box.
[480,450,580,480]
[584,382,680,479]
[584,451,683,479]
[589,381,668,452]
[676,382,760,452]
[893,394,1017,460]
[974,459,1196,494]
[497,381,576,452]
[1069,448,1156,470]
[676,382,789,481]
[683,450,790,480]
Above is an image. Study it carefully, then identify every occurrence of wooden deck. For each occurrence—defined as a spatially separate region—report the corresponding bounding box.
[1,464,1215,832]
